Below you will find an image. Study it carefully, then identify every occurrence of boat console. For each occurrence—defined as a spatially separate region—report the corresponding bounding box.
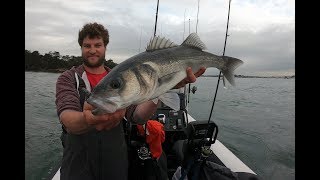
[124,93,221,178]
[124,92,260,180]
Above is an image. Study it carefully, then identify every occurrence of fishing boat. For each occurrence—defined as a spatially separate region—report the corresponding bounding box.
[47,1,261,179]
[47,90,260,180]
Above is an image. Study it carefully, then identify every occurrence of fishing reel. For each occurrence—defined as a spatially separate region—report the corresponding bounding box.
[184,121,218,157]
[171,121,218,179]
[123,120,151,160]
[171,121,218,167]
[186,121,218,145]
[137,145,152,160]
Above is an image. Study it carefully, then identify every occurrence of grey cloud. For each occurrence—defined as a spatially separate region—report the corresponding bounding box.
[25,0,295,75]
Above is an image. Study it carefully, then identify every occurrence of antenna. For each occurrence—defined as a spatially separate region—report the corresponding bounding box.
[139,26,142,53]
[188,18,190,34]
[153,0,160,37]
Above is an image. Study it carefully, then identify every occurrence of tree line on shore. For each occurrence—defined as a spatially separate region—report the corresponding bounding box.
[25,50,295,79]
[25,50,118,73]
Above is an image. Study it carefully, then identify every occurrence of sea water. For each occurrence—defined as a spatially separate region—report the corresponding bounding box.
[25,72,295,180]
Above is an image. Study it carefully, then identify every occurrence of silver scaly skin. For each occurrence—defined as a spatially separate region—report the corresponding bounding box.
[87,33,243,114]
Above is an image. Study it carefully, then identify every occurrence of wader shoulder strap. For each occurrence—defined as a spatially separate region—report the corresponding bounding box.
[74,72,88,110]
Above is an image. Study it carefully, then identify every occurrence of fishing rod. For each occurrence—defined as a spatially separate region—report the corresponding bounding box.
[183,9,186,41]
[187,0,200,104]
[183,9,187,98]
[187,18,191,104]
[134,0,160,157]
[204,0,232,143]
[196,0,200,33]
[182,0,231,170]
[153,0,160,37]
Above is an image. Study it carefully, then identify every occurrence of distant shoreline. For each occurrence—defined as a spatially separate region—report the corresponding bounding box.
[25,69,67,73]
[25,70,295,79]
[201,75,295,79]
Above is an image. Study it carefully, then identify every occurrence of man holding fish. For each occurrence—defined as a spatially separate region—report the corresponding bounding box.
[55,22,207,180]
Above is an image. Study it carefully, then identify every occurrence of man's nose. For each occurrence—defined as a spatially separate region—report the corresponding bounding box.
[89,48,96,54]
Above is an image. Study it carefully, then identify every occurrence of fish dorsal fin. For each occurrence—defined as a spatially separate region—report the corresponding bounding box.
[181,33,207,50]
[146,36,178,52]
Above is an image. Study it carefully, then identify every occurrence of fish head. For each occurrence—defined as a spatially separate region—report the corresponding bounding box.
[86,63,158,113]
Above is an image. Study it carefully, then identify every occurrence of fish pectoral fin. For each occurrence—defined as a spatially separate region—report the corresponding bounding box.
[158,71,181,87]
[158,92,181,111]
[152,71,185,98]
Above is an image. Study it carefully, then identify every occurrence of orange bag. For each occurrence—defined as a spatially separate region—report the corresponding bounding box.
[137,120,165,159]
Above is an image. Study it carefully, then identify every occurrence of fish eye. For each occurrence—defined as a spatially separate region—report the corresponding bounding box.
[110,79,122,89]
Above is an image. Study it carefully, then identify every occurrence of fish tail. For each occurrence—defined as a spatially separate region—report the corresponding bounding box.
[221,56,243,86]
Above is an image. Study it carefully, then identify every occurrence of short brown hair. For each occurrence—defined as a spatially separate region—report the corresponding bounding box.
[78,22,109,47]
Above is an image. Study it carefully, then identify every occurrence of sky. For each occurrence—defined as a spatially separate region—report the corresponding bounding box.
[25,0,295,76]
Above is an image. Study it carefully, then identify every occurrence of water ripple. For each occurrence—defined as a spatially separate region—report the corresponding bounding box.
[25,72,295,180]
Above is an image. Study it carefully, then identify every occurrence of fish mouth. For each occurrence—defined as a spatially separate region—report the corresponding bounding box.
[86,96,119,114]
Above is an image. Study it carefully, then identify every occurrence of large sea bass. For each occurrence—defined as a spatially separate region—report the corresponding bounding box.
[86,33,243,114]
